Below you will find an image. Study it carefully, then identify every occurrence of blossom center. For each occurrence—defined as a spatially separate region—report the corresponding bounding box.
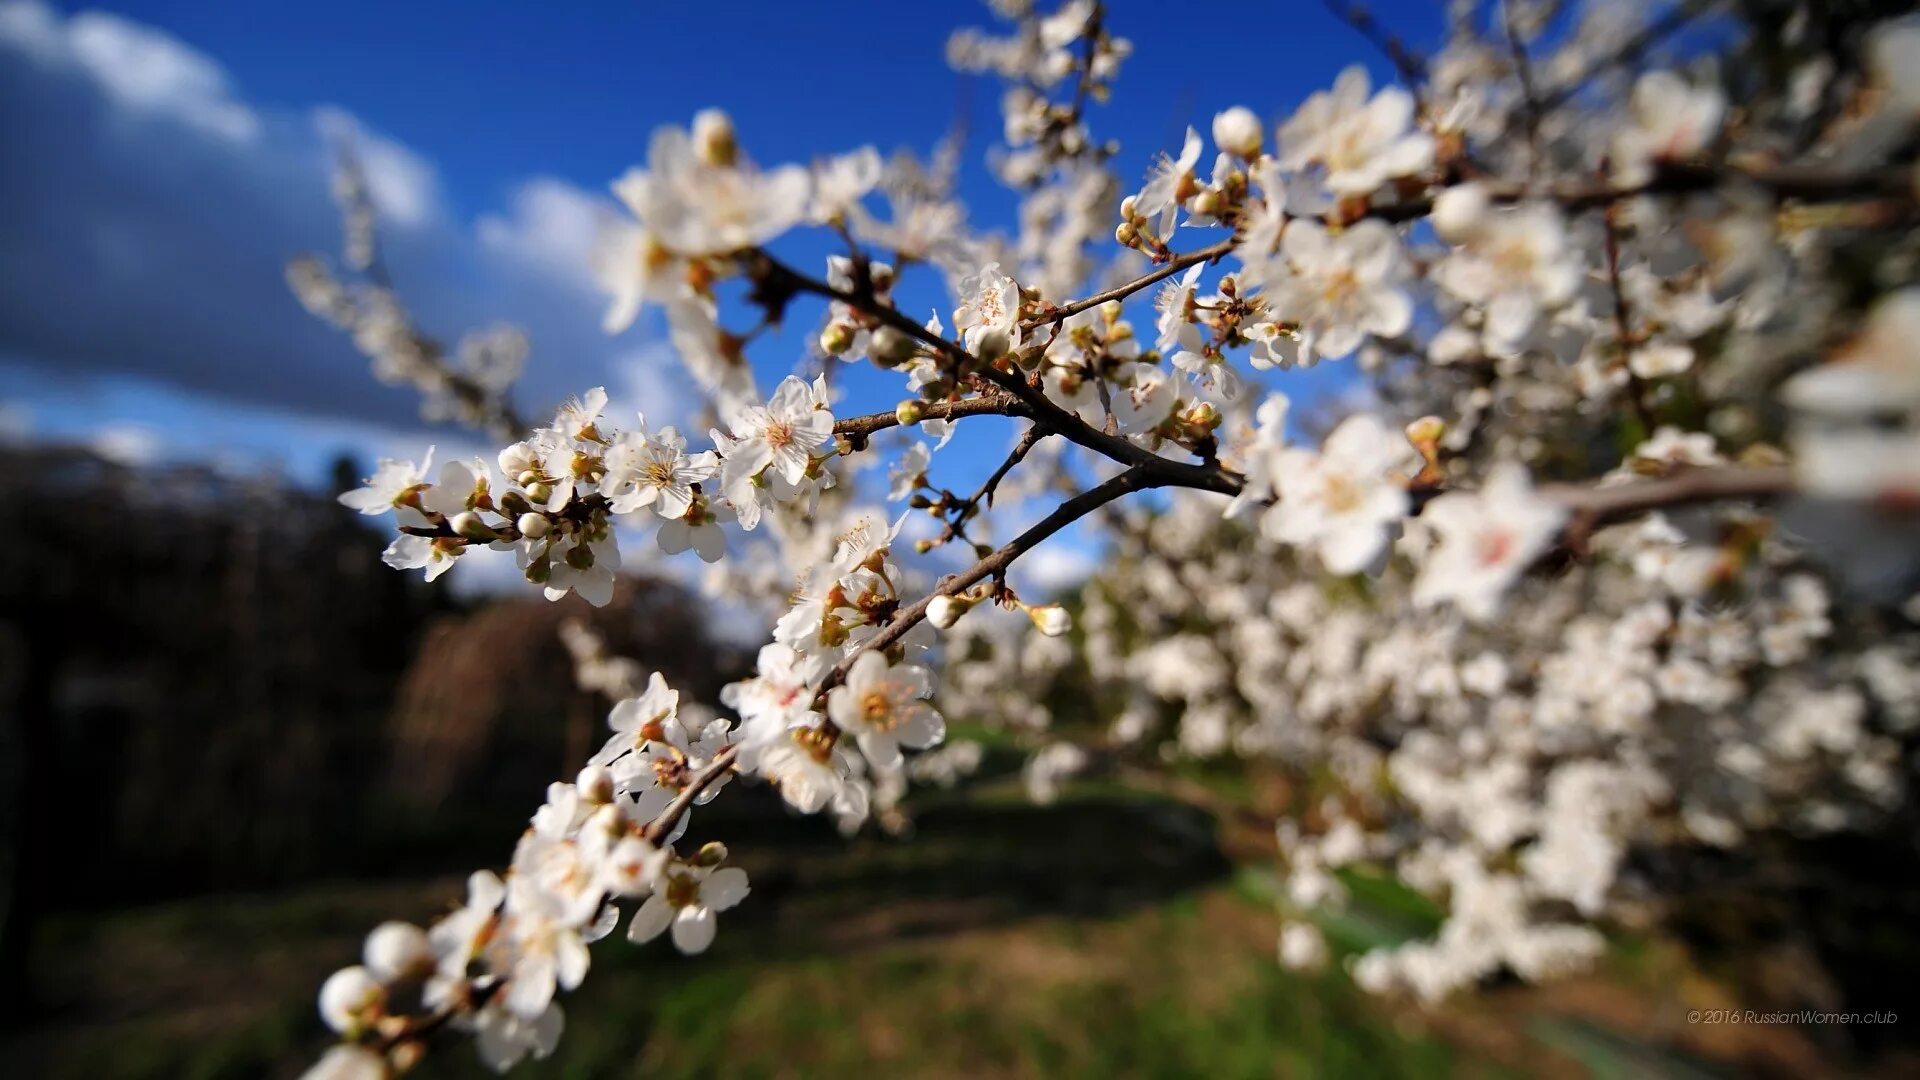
[861,690,898,730]
[1475,528,1516,568]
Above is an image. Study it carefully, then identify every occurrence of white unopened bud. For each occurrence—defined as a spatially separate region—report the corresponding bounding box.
[517,512,551,539]
[928,594,968,629]
[576,764,615,804]
[318,965,384,1034]
[1028,604,1072,637]
[970,327,1012,361]
[870,326,918,366]
[362,922,432,983]
[692,108,737,167]
[1431,182,1491,244]
[449,511,495,540]
[1211,106,1263,158]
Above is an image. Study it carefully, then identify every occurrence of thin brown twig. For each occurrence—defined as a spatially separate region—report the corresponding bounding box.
[939,426,1048,543]
[824,466,1169,690]
[1026,239,1237,329]
[1320,0,1427,89]
[1601,193,1658,431]
[1532,0,1724,116]
[832,392,1027,449]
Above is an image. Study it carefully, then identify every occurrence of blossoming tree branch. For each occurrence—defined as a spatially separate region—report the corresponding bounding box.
[289,1,1920,1074]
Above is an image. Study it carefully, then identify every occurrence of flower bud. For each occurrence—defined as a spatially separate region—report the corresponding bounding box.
[895,400,925,426]
[1188,401,1223,431]
[692,108,737,167]
[517,512,551,539]
[1431,182,1490,244]
[363,921,432,983]
[928,594,969,630]
[1027,604,1072,638]
[870,326,918,366]
[914,538,936,554]
[1115,220,1140,248]
[1405,416,1446,445]
[1212,106,1264,158]
[693,841,729,867]
[318,965,385,1034]
[516,469,542,487]
[1192,189,1222,218]
[526,481,554,505]
[1119,194,1138,220]
[576,764,615,804]
[449,511,496,541]
[970,328,1012,361]
[819,323,854,355]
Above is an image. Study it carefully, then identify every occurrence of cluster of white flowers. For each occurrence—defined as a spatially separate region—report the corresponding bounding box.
[336,370,843,602]
[301,3,1920,1073]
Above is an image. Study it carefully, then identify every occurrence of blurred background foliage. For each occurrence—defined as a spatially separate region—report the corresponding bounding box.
[2,442,1916,1078]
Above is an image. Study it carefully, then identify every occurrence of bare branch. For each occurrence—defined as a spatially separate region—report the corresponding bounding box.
[832,392,1028,449]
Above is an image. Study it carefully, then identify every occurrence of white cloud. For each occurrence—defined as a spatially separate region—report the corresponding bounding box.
[0,0,641,435]
[1012,543,1097,597]
[1,2,258,140]
[477,177,614,287]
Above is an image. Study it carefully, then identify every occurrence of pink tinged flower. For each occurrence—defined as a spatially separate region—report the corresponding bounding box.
[826,652,946,770]
[626,865,751,955]
[1412,464,1566,620]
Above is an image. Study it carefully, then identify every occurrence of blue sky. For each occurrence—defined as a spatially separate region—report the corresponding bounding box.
[0,0,1441,499]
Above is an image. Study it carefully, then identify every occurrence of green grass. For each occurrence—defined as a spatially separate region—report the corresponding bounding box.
[13,782,1823,1079]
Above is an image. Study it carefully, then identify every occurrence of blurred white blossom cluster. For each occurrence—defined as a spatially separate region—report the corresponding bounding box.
[950,479,1918,1002]
[297,1,1920,1074]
